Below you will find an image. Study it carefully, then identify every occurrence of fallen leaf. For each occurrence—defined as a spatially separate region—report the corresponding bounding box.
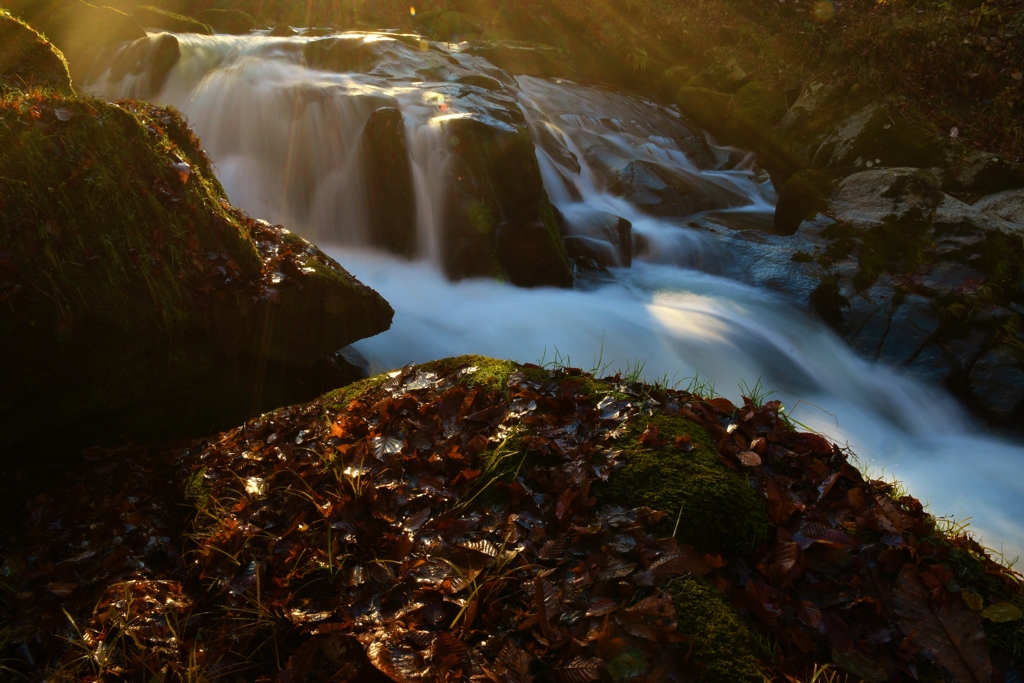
[892,565,992,683]
[982,603,1023,623]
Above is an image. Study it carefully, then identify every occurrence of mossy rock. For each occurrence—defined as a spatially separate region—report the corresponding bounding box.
[463,40,574,79]
[363,106,416,257]
[671,577,764,683]
[27,0,145,83]
[437,114,572,287]
[658,65,694,101]
[595,411,770,556]
[107,33,181,99]
[0,94,392,452]
[774,167,845,235]
[732,81,787,129]
[133,5,213,34]
[198,8,256,34]
[0,10,73,94]
[813,102,945,170]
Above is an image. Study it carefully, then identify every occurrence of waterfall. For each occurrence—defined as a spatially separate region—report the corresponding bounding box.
[88,31,1024,559]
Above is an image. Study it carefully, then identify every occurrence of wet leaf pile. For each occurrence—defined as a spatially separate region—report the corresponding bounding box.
[2,356,1022,683]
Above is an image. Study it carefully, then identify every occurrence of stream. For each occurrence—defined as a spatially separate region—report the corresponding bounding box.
[89,31,1024,558]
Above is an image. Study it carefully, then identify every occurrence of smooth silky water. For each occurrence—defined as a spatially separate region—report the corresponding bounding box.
[89,32,1024,558]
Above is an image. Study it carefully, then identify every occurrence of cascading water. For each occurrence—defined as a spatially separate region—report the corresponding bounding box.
[89,31,1024,557]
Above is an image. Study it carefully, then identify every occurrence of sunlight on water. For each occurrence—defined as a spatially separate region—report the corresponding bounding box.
[88,32,1024,560]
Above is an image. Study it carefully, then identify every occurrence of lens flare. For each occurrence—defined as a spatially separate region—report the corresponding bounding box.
[410,6,416,17]
[812,0,836,21]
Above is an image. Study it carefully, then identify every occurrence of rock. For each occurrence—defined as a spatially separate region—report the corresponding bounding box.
[0,10,73,93]
[28,0,146,83]
[107,33,181,99]
[706,57,749,93]
[268,24,298,37]
[877,294,940,365]
[945,150,1024,196]
[675,86,807,185]
[773,168,843,235]
[133,5,213,35]
[607,159,749,217]
[302,27,335,37]
[463,40,574,79]
[827,168,944,231]
[429,11,482,40]
[561,209,632,267]
[732,82,787,128]
[0,96,393,452]
[362,107,416,257]
[564,235,621,269]
[905,343,958,385]
[973,189,1024,231]
[303,35,381,73]
[777,81,874,162]
[198,8,256,35]
[437,113,571,287]
[658,65,694,100]
[917,261,986,297]
[812,103,944,170]
[968,345,1024,421]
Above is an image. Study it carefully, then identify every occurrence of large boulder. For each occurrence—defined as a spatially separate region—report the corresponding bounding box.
[606,159,749,217]
[438,113,572,287]
[362,106,416,257]
[0,95,393,452]
[0,10,73,94]
[133,5,213,34]
[22,0,146,84]
[198,8,256,35]
[945,150,1024,196]
[974,189,1024,232]
[303,35,382,74]
[812,102,944,170]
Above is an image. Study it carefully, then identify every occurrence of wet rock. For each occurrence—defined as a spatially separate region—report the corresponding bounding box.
[429,11,482,41]
[973,189,1024,232]
[0,10,73,94]
[199,8,256,35]
[438,113,571,287]
[812,103,944,170]
[108,33,181,99]
[607,159,749,217]
[561,210,632,268]
[304,35,382,73]
[905,343,958,385]
[777,81,875,162]
[917,261,986,297]
[362,107,416,257]
[877,294,940,365]
[968,345,1024,421]
[133,6,212,35]
[945,150,1024,196]
[947,330,987,371]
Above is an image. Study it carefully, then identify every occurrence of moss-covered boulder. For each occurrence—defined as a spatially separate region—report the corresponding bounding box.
[812,102,945,170]
[198,8,255,34]
[362,106,416,257]
[463,40,574,79]
[428,10,481,41]
[438,113,572,287]
[0,93,392,452]
[774,167,845,234]
[732,81,788,129]
[133,5,213,34]
[19,0,146,84]
[0,10,73,94]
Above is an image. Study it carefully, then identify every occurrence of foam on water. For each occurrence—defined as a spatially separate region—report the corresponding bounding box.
[88,32,1024,558]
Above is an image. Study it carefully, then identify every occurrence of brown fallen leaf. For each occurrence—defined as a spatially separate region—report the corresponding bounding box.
[892,565,992,683]
[737,450,761,467]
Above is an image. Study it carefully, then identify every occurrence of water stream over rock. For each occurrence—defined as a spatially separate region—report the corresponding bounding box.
[89,31,1024,557]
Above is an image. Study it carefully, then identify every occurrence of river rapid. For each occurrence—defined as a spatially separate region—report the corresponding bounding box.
[89,31,1024,558]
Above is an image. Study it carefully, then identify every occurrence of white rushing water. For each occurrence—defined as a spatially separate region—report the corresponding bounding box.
[89,32,1024,558]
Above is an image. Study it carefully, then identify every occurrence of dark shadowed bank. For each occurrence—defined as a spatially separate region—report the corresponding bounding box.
[2,356,1023,682]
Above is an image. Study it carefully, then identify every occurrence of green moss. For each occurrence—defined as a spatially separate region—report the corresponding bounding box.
[0,10,73,94]
[596,412,770,556]
[133,6,213,35]
[671,576,764,683]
